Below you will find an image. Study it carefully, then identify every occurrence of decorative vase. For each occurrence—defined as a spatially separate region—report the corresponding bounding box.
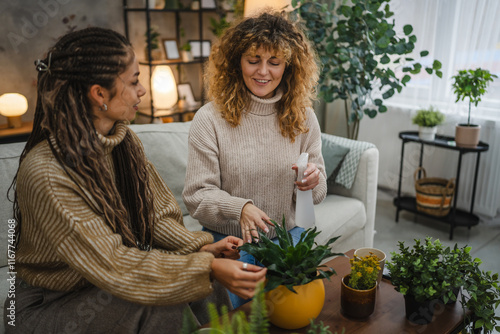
[403,294,435,325]
[455,124,480,148]
[265,279,325,330]
[418,126,437,141]
[340,275,377,319]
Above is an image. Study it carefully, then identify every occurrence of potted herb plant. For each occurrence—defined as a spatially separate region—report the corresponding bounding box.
[180,42,193,62]
[412,106,445,141]
[340,253,380,319]
[386,238,459,325]
[239,217,344,330]
[451,68,497,147]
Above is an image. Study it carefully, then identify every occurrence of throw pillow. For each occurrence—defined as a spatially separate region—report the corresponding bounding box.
[321,134,350,193]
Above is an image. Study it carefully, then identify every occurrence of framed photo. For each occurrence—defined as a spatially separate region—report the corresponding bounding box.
[201,0,216,9]
[177,83,197,107]
[189,40,211,58]
[162,39,180,61]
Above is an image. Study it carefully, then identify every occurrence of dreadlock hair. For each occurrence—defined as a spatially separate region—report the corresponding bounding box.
[10,27,155,250]
[205,10,319,142]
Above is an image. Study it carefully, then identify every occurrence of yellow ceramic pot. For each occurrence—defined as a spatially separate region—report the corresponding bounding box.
[265,279,325,330]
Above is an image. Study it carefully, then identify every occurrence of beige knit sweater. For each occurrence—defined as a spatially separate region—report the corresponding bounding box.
[182,91,327,239]
[16,123,215,306]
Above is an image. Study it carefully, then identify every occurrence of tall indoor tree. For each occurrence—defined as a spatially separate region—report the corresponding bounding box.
[292,0,442,139]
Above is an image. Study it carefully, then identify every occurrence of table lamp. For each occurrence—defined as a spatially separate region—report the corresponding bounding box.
[244,0,292,17]
[151,66,178,111]
[0,93,28,128]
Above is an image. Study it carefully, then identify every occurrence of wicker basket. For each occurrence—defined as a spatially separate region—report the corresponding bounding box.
[414,167,455,217]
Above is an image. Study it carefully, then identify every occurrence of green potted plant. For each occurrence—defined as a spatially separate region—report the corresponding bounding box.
[386,238,459,325]
[412,106,445,141]
[144,26,161,61]
[180,42,193,62]
[451,68,497,148]
[291,0,442,139]
[454,245,500,334]
[340,253,380,319]
[239,217,344,330]
[388,237,500,330]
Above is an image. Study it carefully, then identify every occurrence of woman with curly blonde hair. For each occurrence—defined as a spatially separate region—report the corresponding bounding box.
[182,10,327,308]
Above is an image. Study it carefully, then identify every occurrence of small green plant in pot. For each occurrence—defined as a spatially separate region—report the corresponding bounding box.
[412,106,445,141]
[341,253,380,318]
[239,217,344,330]
[451,68,497,147]
[386,238,459,325]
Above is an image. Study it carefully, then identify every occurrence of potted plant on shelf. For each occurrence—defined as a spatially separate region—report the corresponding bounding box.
[340,253,380,319]
[386,237,460,325]
[180,43,193,62]
[411,106,445,141]
[144,26,162,61]
[451,68,498,148]
[239,217,344,330]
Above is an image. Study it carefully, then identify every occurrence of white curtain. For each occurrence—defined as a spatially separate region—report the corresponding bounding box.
[358,0,500,219]
[387,0,500,118]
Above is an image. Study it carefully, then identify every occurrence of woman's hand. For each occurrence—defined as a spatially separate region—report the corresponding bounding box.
[292,162,321,191]
[200,236,242,259]
[211,259,267,300]
[240,203,273,244]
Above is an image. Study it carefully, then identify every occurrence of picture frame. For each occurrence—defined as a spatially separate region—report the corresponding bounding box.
[162,39,180,61]
[200,0,216,9]
[177,83,197,107]
[189,40,211,58]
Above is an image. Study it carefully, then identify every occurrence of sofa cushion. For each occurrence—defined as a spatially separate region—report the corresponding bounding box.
[313,194,366,246]
[0,141,26,268]
[129,122,191,216]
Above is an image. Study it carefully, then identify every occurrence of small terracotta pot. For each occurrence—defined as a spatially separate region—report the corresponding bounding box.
[455,124,480,148]
[340,275,377,318]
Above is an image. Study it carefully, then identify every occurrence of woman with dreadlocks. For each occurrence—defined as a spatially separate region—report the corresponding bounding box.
[5,27,265,333]
[182,11,327,308]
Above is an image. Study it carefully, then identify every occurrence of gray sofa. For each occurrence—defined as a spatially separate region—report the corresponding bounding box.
[0,122,378,332]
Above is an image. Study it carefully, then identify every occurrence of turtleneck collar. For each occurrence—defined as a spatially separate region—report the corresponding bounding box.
[96,122,128,154]
[49,122,128,156]
[246,89,283,116]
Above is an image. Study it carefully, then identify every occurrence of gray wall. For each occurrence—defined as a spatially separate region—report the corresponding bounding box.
[0,0,125,123]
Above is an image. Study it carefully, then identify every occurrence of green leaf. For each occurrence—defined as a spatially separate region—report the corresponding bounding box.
[402,74,411,85]
[409,35,417,43]
[436,71,443,78]
[380,54,390,64]
[376,36,390,49]
[420,50,429,57]
[432,60,442,70]
[378,105,388,113]
[425,68,433,75]
[403,25,413,35]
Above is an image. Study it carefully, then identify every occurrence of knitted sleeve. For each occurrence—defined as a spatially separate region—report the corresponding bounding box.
[182,105,253,227]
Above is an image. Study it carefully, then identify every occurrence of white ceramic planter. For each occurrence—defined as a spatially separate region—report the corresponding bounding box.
[418,126,437,141]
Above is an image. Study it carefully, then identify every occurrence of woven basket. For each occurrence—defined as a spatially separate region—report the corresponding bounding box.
[414,167,455,217]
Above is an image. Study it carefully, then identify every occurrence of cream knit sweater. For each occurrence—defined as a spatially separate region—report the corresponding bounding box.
[16,123,215,306]
[182,91,327,239]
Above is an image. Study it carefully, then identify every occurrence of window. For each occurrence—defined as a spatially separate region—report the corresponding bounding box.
[387,0,500,119]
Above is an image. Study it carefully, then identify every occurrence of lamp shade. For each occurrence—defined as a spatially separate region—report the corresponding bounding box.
[151,66,178,110]
[244,0,292,17]
[0,93,28,117]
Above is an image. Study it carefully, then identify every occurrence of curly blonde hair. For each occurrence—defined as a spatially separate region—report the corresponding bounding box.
[205,10,319,142]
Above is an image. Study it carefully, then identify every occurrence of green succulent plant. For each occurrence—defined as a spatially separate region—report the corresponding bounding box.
[238,216,345,293]
[412,106,445,127]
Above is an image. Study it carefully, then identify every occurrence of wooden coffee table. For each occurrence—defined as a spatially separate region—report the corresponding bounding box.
[226,249,467,334]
